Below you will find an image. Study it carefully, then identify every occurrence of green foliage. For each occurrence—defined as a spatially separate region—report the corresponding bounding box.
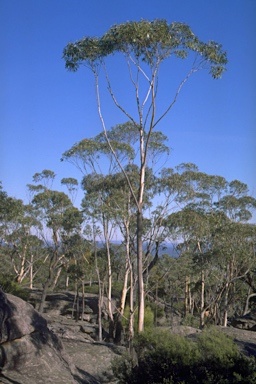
[0,274,29,301]
[83,284,99,295]
[61,177,78,186]
[61,177,78,201]
[63,19,227,78]
[181,314,200,328]
[121,305,131,328]
[31,169,56,190]
[112,351,137,384]
[143,306,155,330]
[122,306,154,335]
[198,327,238,364]
[147,301,165,323]
[111,280,124,298]
[112,328,256,384]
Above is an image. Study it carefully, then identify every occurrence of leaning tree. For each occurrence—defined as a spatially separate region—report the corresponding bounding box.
[63,19,227,332]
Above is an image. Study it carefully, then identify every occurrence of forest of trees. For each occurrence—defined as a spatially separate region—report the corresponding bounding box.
[1,160,256,341]
[1,20,255,350]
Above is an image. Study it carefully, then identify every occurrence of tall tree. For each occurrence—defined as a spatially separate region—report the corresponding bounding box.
[81,172,117,337]
[0,185,42,285]
[28,170,83,312]
[63,19,227,332]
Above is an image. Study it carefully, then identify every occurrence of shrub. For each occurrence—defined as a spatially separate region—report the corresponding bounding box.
[181,313,199,328]
[193,327,256,384]
[198,327,239,364]
[84,284,99,294]
[0,273,29,301]
[112,327,256,384]
[122,306,155,336]
[147,301,165,323]
[113,328,199,384]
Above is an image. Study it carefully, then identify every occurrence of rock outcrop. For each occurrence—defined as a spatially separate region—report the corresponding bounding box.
[3,288,256,384]
[0,290,99,384]
[231,311,256,331]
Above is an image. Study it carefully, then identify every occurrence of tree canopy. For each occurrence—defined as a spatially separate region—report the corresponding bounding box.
[63,19,227,79]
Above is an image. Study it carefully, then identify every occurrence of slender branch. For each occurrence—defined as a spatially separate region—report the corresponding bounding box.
[143,67,160,131]
[139,71,156,199]
[143,241,159,276]
[153,67,198,129]
[126,55,143,126]
[128,53,151,83]
[135,66,143,126]
[103,62,137,126]
[93,67,139,209]
[141,60,160,110]
[126,54,137,88]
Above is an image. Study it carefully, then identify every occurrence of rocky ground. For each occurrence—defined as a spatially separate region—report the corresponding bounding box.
[1,289,256,384]
[42,314,125,384]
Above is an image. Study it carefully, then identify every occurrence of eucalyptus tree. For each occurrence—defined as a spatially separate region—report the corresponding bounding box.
[0,184,42,285]
[210,220,256,325]
[63,131,167,339]
[63,19,227,331]
[28,170,83,312]
[63,233,91,321]
[215,180,256,222]
[164,165,256,327]
[4,207,43,286]
[210,181,256,325]
[61,177,79,203]
[81,172,118,335]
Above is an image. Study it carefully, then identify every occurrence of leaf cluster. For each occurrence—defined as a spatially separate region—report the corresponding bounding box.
[63,19,227,78]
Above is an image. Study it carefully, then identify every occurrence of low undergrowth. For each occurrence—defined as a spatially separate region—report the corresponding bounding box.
[112,327,256,384]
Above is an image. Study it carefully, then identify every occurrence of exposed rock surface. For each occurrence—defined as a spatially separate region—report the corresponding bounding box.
[231,311,256,331]
[1,288,256,384]
[0,290,109,384]
[217,325,256,357]
[0,289,125,384]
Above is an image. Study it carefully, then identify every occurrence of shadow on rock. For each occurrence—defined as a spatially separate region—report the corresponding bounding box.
[0,289,99,384]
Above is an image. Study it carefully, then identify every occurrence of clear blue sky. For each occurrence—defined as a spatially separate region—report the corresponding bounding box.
[1,0,255,219]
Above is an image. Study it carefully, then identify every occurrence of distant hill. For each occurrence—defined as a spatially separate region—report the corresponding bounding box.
[97,241,179,258]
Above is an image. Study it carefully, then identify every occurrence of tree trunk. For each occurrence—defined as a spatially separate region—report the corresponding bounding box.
[97,279,103,341]
[137,209,144,333]
[223,282,229,327]
[223,260,234,327]
[223,262,230,327]
[81,278,85,321]
[16,255,26,284]
[38,255,56,313]
[76,283,80,322]
[129,266,135,354]
[102,219,114,339]
[120,219,131,317]
[29,254,34,289]
[184,276,190,317]
[243,289,256,315]
[120,262,129,316]
[189,287,193,314]
[71,281,77,319]
[38,278,51,313]
[223,310,228,327]
[106,240,114,336]
[200,270,205,328]
[50,267,62,290]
